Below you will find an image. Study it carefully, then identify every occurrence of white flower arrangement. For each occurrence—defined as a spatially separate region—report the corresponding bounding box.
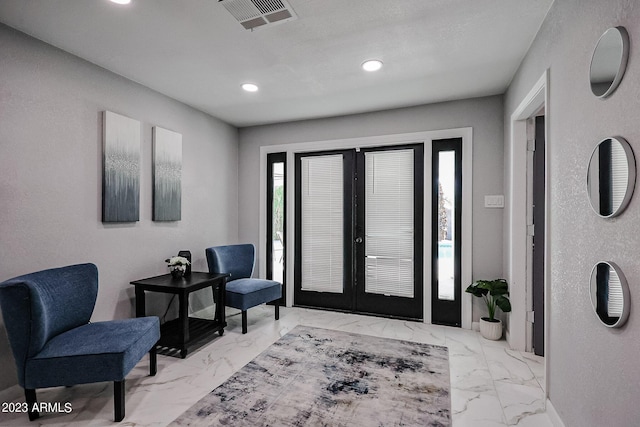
[166,256,190,273]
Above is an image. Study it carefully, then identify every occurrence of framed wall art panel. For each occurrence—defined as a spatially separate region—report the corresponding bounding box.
[153,126,182,221]
[102,111,141,222]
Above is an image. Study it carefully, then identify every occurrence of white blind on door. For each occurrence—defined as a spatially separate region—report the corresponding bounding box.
[301,155,344,293]
[365,150,414,298]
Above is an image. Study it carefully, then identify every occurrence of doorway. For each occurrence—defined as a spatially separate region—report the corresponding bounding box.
[531,115,545,356]
[259,128,473,326]
[508,70,549,393]
[294,144,424,320]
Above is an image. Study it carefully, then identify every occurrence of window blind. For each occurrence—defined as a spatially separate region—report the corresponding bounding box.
[364,150,414,298]
[607,269,623,317]
[610,140,628,210]
[300,155,344,293]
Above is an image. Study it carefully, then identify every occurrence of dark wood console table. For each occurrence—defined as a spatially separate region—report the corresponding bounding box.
[131,272,229,358]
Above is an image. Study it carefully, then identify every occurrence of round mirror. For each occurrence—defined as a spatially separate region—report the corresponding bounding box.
[590,27,629,98]
[587,137,636,218]
[590,261,630,328]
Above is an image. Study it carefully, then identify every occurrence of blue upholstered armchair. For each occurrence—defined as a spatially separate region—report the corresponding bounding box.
[206,244,281,334]
[0,263,160,422]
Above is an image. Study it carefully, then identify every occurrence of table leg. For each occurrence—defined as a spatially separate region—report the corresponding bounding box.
[218,279,226,328]
[212,285,219,323]
[179,291,189,358]
[135,288,145,318]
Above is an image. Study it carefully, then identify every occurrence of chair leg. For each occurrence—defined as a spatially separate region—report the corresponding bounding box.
[241,310,248,334]
[25,389,39,421]
[149,346,157,376]
[275,300,280,320]
[114,380,125,422]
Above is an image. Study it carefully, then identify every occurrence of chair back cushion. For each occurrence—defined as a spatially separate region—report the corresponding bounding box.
[0,263,98,386]
[206,244,255,280]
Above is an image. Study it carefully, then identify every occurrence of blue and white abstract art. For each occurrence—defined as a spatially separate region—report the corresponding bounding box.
[102,111,140,222]
[153,126,182,221]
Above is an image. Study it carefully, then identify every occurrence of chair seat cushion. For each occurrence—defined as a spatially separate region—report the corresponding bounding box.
[226,278,281,311]
[25,317,160,389]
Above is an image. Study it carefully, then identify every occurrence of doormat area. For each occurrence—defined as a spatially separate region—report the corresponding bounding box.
[169,325,451,426]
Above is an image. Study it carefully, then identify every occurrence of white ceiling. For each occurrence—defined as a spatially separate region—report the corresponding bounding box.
[0,0,554,127]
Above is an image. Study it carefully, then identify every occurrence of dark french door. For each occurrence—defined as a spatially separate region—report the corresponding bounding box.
[294,149,355,311]
[294,144,424,320]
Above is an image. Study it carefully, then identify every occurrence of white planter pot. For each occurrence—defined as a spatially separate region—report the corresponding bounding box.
[479,318,502,340]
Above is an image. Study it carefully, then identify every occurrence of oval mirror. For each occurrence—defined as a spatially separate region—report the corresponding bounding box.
[590,27,629,98]
[587,137,636,217]
[590,261,630,328]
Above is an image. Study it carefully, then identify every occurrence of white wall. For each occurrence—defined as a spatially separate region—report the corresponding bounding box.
[505,1,640,425]
[0,25,239,391]
[238,96,505,322]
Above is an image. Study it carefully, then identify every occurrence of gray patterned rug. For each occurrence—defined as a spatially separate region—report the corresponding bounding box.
[169,325,450,426]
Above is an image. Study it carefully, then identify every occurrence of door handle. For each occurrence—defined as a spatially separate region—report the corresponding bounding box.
[355,237,363,244]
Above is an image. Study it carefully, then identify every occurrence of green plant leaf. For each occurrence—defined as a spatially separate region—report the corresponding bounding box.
[495,296,512,313]
[489,288,509,296]
[466,279,511,319]
[465,284,488,297]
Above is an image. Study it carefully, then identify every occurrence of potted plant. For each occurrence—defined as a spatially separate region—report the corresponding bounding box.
[166,256,190,279]
[465,279,511,340]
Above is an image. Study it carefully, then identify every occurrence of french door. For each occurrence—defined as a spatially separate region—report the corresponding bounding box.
[294,144,423,320]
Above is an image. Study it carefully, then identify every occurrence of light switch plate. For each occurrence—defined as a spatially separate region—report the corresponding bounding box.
[484,195,504,208]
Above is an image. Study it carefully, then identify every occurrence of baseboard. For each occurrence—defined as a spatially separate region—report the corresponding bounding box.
[471,321,480,331]
[546,398,565,427]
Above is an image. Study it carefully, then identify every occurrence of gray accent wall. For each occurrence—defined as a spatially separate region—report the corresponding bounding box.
[505,0,640,425]
[238,96,505,322]
[0,25,239,391]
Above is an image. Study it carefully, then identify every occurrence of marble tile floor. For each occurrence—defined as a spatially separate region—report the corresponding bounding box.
[0,306,552,427]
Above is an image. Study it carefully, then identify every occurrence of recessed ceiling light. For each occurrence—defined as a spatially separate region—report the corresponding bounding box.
[110,0,131,4]
[242,83,259,92]
[362,59,383,72]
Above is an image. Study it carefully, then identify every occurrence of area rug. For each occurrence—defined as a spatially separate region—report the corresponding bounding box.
[169,325,450,426]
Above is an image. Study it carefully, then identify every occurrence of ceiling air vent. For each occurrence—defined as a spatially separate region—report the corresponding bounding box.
[219,0,297,30]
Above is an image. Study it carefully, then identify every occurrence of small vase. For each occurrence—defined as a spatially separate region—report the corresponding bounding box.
[479,317,502,340]
[171,269,184,279]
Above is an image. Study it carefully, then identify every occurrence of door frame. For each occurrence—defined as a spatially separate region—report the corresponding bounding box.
[507,70,550,394]
[259,128,473,328]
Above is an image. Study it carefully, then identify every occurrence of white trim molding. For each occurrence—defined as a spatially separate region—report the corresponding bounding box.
[507,69,550,398]
[546,398,566,427]
[259,128,473,328]
[507,70,548,350]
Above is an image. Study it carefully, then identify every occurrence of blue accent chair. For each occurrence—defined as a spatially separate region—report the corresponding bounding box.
[206,244,281,334]
[0,263,160,422]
